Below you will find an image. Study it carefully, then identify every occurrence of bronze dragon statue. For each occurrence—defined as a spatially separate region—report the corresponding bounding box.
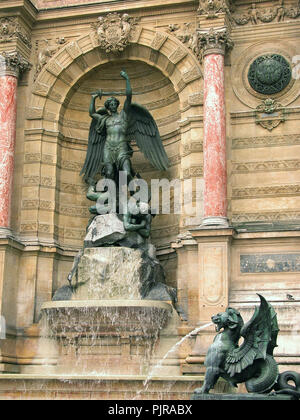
[196,294,300,399]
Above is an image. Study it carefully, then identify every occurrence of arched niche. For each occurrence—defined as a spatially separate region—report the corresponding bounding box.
[24,28,202,249]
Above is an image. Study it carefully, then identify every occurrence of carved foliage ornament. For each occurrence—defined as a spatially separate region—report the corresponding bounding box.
[248,54,292,95]
[0,51,31,77]
[197,27,233,56]
[92,13,139,54]
[0,16,32,49]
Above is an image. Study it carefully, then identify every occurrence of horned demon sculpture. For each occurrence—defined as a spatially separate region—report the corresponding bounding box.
[196,294,300,399]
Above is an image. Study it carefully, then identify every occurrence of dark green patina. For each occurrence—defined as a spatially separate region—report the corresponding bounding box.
[248,54,292,95]
[193,295,300,399]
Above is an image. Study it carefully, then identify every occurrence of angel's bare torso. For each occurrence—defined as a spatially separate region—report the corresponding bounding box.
[90,70,133,178]
[105,111,128,146]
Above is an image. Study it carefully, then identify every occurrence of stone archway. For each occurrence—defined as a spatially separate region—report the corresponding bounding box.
[27,27,202,128]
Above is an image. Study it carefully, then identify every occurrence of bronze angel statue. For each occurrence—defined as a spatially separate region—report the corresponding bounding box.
[80,70,169,186]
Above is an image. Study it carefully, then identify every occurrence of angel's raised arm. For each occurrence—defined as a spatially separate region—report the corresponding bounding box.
[120,70,132,113]
[89,91,107,119]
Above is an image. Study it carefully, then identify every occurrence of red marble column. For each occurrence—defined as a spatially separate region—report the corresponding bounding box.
[0,52,30,232]
[198,28,233,227]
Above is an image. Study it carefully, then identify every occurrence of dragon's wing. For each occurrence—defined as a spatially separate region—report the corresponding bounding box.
[225,294,278,377]
[126,103,169,171]
[80,117,106,183]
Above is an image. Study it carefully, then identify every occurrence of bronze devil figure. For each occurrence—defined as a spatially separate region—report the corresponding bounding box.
[197,294,300,398]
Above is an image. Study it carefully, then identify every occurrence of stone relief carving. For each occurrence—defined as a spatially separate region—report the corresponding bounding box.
[232,133,300,149]
[232,0,300,25]
[232,158,300,173]
[34,37,67,80]
[255,98,285,131]
[91,13,139,53]
[198,0,234,18]
[0,16,32,49]
[168,23,201,61]
[233,184,300,199]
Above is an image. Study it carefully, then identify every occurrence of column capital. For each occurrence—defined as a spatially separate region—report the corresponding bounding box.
[197,27,233,57]
[0,51,31,78]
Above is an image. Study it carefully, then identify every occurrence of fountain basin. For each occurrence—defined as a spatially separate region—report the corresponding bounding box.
[41,300,172,335]
[40,300,173,375]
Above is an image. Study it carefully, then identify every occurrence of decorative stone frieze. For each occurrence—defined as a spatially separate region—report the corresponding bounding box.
[0,16,32,49]
[232,0,300,26]
[0,51,31,77]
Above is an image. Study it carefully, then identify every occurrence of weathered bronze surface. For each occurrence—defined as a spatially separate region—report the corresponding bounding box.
[248,54,291,94]
[80,69,168,185]
[194,295,300,399]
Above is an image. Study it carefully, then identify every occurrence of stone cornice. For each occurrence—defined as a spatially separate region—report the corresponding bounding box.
[0,51,31,77]
[0,0,38,27]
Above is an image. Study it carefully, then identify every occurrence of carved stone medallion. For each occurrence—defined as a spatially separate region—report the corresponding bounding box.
[248,54,292,95]
[92,13,139,54]
[255,98,285,131]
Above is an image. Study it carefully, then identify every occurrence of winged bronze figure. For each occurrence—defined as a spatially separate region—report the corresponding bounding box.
[198,294,280,394]
[80,70,169,185]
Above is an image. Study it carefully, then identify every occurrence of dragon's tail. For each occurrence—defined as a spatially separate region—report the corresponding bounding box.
[245,354,279,394]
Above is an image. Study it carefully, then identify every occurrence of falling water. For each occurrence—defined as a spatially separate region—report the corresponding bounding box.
[133,321,213,399]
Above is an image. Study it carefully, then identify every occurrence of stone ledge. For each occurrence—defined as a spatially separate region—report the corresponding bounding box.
[192,392,293,400]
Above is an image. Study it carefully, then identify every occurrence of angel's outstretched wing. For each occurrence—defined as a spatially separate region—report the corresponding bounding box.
[80,117,106,183]
[225,294,278,377]
[126,103,169,171]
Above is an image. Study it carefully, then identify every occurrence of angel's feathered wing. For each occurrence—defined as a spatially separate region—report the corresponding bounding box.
[126,103,169,171]
[225,294,279,377]
[80,117,106,183]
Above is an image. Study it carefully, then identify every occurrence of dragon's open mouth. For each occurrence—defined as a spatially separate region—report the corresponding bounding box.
[215,323,222,332]
[212,315,222,332]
